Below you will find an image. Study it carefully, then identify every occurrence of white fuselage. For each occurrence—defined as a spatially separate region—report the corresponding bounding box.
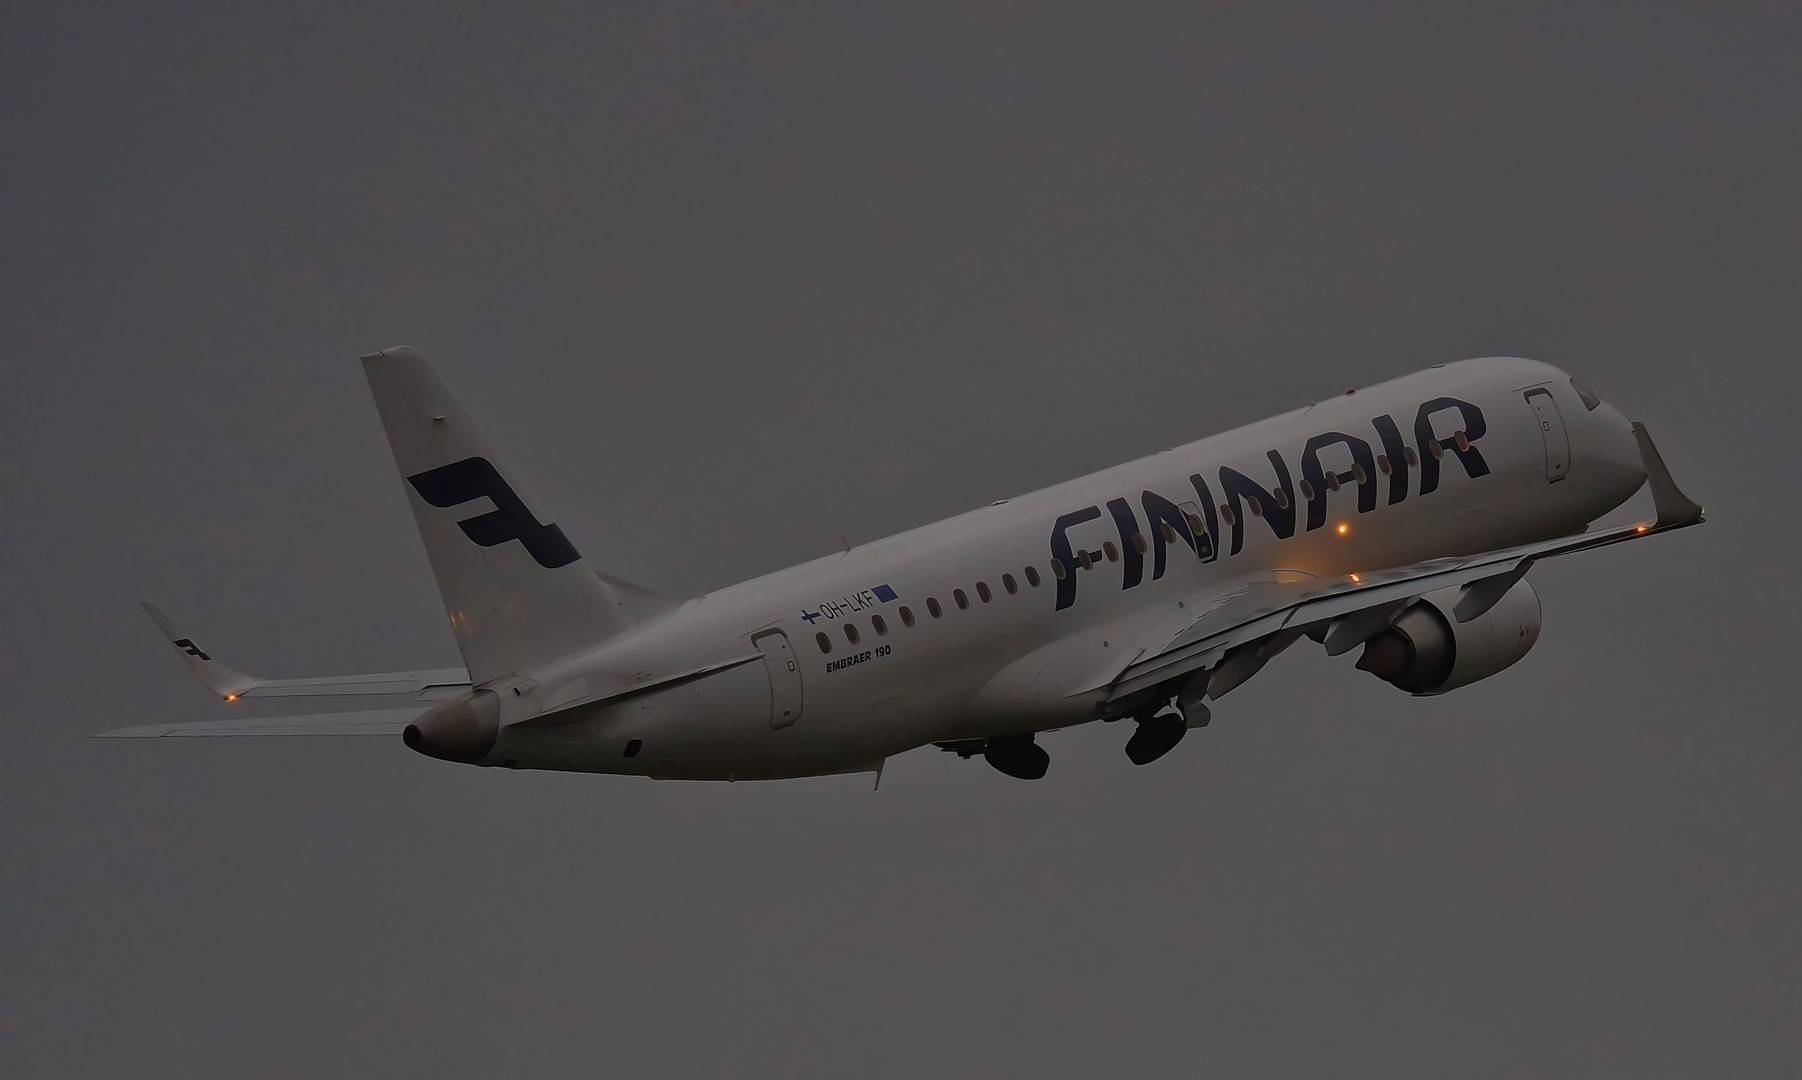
[492,357,1645,779]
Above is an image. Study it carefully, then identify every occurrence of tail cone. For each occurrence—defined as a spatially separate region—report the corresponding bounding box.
[402,689,500,764]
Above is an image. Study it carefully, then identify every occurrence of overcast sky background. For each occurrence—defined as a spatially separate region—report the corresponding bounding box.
[4,4,1800,1077]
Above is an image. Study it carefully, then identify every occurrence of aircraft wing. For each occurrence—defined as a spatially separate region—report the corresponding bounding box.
[142,603,470,701]
[95,708,429,738]
[1104,421,1704,702]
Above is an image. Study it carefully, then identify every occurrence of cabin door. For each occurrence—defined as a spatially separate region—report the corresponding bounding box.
[752,630,805,729]
[1524,388,1570,483]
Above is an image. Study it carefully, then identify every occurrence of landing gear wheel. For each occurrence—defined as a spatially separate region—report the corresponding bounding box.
[1124,709,1187,765]
[984,734,1049,780]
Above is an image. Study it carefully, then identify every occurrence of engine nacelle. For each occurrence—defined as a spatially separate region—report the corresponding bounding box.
[1355,579,1542,695]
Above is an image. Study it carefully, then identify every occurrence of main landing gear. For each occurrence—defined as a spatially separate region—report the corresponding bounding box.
[934,691,1212,779]
[1123,707,1187,765]
[935,733,1050,780]
[981,734,1050,780]
[1117,692,1209,766]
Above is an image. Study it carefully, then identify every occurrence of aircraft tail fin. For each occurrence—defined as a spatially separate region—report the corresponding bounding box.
[361,346,655,685]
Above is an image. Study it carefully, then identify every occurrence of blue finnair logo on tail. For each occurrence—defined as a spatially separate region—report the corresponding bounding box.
[407,456,581,569]
[804,583,898,623]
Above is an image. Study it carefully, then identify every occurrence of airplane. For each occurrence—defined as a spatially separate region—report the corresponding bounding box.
[102,348,1704,782]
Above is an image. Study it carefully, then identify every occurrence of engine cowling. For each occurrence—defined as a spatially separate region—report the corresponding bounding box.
[1355,579,1542,695]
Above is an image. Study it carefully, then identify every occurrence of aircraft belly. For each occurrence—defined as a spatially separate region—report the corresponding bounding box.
[508,656,918,778]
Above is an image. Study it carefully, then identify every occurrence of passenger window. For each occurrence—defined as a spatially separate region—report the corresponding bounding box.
[1220,503,1237,525]
[1298,479,1315,501]
[1102,541,1118,563]
[954,588,969,609]
[1404,446,1420,467]
[1377,454,1392,475]
[816,632,831,654]
[927,597,943,618]
[872,614,887,636]
[1049,559,1065,580]
[1002,573,1018,594]
[1160,522,1177,543]
[1326,472,1341,491]
[1131,532,1147,554]
[845,623,860,645]
[1428,439,1444,460]
[1247,498,1263,517]
[1352,463,1367,484]
[1025,565,1041,587]
[899,606,915,627]
[977,581,992,603]
[1274,487,1290,509]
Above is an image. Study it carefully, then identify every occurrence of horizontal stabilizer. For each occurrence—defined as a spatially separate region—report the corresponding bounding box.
[95,708,428,739]
[217,670,471,699]
[144,603,470,700]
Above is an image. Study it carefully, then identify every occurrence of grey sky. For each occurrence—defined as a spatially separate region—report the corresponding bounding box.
[4,4,1799,1076]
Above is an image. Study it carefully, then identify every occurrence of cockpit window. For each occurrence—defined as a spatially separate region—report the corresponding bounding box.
[1570,378,1602,411]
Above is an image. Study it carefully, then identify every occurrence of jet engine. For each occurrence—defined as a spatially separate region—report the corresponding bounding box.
[1355,580,1542,696]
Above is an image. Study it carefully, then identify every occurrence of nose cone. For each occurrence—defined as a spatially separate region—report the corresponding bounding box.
[403,689,500,764]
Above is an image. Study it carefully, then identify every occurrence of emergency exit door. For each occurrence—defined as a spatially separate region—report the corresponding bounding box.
[1523,388,1570,483]
[752,630,805,729]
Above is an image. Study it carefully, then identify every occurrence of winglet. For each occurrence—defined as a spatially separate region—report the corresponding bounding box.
[141,603,260,699]
[1632,422,1705,529]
